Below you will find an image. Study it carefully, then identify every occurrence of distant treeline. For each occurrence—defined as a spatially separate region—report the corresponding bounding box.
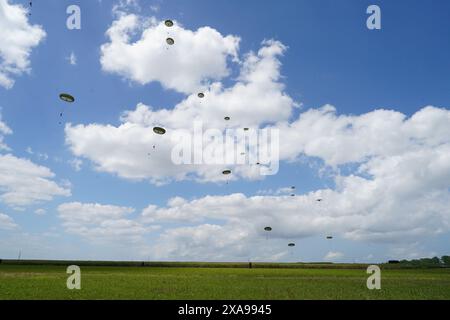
[0,257,448,269]
[0,259,369,269]
[393,256,450,268]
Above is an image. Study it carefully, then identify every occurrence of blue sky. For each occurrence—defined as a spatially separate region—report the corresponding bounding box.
[0,0,449,262]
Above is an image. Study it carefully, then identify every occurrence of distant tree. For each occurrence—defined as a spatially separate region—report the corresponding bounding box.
[442,256,450,266]
[430,257,441,265]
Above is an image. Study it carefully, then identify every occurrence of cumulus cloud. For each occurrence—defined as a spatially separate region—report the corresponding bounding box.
[152,224,254,261]
[139,181,450,259]
[100,14,240,94]
[57,202,154,243]
[278,105,450,166]
[0,154,71,208]
[0,213,17,230]
[0,0,46,88]
[67,40,294,183]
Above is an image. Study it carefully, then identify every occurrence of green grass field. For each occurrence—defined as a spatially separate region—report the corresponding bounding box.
[1,263,449,300]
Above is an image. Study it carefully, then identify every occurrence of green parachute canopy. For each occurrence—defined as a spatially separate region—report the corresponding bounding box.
[153,127,166,135]
[59,93,75,103]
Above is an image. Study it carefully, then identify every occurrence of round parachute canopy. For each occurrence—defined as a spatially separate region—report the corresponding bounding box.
[166,37,175,45]
[288,243,295,247]
[291,186,296,189]
[264,227,272,232]
[59,93,75,103]
[153,127,166,135]
[326,236,333,240]
[316,198,323,202]
[222,169,232,175]
[164,19,174,27]
[224,116,230,121]
[243,128,249,131]
[198,92,205,98]
[290,194,295,197]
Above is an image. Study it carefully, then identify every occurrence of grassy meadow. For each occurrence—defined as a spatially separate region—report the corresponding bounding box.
[0,261,449,300]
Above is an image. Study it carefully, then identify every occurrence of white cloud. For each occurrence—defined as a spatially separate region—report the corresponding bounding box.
[100,14,240,94]
[278,105,450,166]
[0,0,46,89]
[34,208,46,215]
[139,180,450,259]
[67,40,294,183]
[24,147,48,161]
[0,112,12,150]
[324,251,344,261]
[0,213,17,230]
[68,158,83,171]
[112,0,140,14]
[149,5,159,12]
[152,224,256,261]
[0,154,71,208]
[57,202,154,243]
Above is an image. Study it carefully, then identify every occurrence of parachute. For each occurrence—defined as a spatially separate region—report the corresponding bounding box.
[59,93,75,103]
[326,236,333,240]
[264,226,272,240]
[58,93,75,124]
[222,169,231,175]
[166,38,175,45]
[288,243,295,247]
[164,20,174,27]
[243,128,249,131]
[153,127,166,135]
[198,93,205,98]
[224,116,230,121]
